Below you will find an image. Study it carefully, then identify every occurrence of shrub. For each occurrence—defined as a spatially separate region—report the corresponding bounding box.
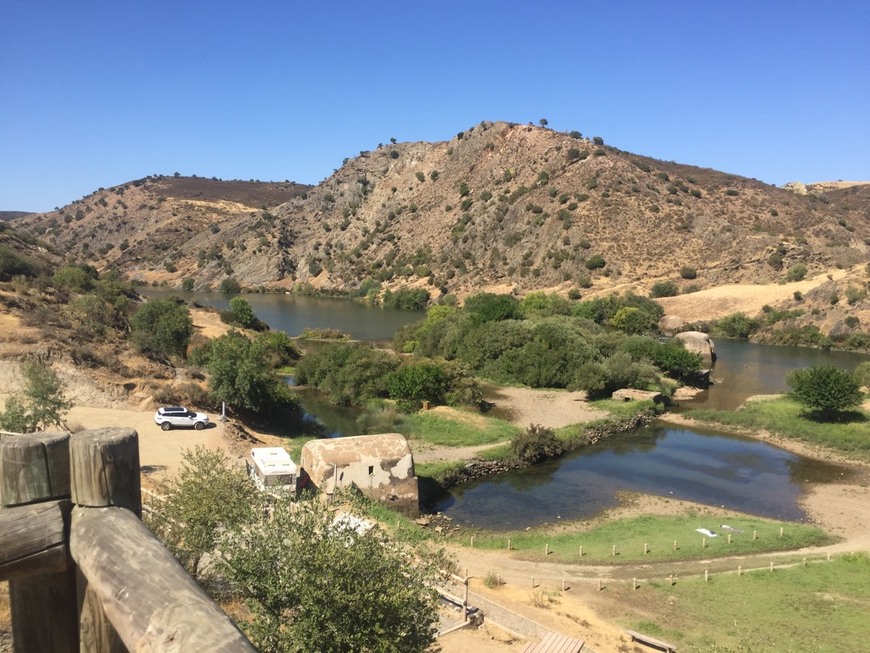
[463,293,522,324]
[713,312,759,339]
[511,424,565,464]
[845,286,867,305]
[650,281,679,298]
[679,266,697,280]
[54,265,96,292]
[382,287,430,310]
[0,245,45,280]
[219,277,242,294]
[221,296,267,330]
[786,263,807,282]
[767,252,783,269]
[131,298,193,360]
[787,365,863,419]
[855,361,870,388]
[585,255,606,270]
[415,171,425,182]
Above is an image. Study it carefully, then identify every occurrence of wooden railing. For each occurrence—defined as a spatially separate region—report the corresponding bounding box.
[0,428,256,653]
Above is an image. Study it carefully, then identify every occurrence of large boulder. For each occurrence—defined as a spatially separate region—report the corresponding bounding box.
[675,331,716,365]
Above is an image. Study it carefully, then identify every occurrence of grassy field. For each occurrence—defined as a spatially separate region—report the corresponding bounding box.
[689,395,870,459]
[611,552,870,652]
[399,411,519,447]
[454,514,835,563]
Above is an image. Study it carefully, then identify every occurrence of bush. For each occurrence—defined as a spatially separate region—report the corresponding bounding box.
[511,424,565,464]
[786,365,863,419]
[680,266,697,280]
[855,362,870,388]
[0,245,45,280]
[54,265,97,292]
[713,312,759,339]
[585,255,606,270]
[131,298,193,360]
[219,277,242,294]
[650,281,679,298]
[463,293,522,324]
[382,287,430,311]
[221,296,267,330]
[786,263,807,282]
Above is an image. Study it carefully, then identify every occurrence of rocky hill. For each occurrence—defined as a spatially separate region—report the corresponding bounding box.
[17,122,870,302]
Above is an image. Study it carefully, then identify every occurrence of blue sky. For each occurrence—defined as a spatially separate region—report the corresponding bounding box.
[2,1,868,212]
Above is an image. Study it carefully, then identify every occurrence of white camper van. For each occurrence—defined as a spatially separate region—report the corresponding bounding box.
[247,447,297,494]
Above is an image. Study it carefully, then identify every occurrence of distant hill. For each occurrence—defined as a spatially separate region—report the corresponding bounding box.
[15,121,869,310]
[0,211,33,221]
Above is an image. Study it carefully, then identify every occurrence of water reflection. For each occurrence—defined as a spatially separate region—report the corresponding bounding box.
[435,424,852,530]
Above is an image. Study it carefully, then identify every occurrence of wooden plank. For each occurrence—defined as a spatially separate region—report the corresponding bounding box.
[71,506,256,652]
[70,427,141,516]
[0,431,70,506]
[0,500,69,581]
[626,629,677,652]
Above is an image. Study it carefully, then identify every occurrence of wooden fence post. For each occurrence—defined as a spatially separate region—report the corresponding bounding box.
[70,427,141,652]
[0,431,78,653]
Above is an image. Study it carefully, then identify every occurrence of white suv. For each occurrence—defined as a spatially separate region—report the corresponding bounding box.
[154,406,209,431]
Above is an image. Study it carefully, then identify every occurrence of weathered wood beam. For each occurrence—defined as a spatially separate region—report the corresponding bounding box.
[71,506,256,652]
[0,431,70,506]
[70,427,141,516]
[0,499,69,581]
[0,431,78,653]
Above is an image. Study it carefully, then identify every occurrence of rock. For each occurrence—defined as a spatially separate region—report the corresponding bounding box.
[659,315,687,334]
[675,331,717,365]
[612,388,665,403]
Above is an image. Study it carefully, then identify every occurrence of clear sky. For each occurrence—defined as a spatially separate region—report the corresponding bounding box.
[2,0,868,212]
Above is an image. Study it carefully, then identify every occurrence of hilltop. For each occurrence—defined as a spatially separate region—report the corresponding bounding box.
[12,121,870,341]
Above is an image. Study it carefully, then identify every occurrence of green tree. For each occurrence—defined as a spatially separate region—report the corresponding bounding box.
[219,495,445,653]
[222,296,266,330]
[713,312,759,339]
[53,265,96,292]
[463,292,522,324]
[219,277,242,294]
[205,331,295,413]
[144,446,264,574]
[0,360,72,432]
[131,298,193,359]
[786,263,807,282]
[787,365,863,419]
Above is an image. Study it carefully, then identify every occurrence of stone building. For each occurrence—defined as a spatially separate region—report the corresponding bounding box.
[300,433,418,513]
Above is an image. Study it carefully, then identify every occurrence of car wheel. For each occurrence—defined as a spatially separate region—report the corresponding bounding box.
[161,422,171,431]
[194,421,205,430]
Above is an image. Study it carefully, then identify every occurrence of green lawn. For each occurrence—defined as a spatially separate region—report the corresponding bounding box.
[616,552,870,652]
[456,514,835,563]
[689,395,870,459]
[399,411,520,447]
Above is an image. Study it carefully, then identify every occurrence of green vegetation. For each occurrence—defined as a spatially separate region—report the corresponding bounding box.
[785,262,807,281]
[131,297,194,360]
[650,280,679,298]
[219,276,242,294]
[295,342,481,411]
[0,244,46,279]
[0,360,72,433]
[399,411,519,447]
[145,450,445,653]
[393,292,695,395]
[459,513,833,563]
[679,266,697,280]
[220,296,268,330]
[511,424,565,463]
[382,286,430,310]
[619,553,870,652]
[712,312,759,339]
[190,330,299,415]
[689,395,870,458]
[786,365,863,419]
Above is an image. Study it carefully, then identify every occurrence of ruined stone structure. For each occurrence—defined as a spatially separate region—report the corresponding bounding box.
[300,433,418,513]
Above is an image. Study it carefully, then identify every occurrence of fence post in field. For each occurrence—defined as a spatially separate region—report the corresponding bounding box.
[0,431,78,653]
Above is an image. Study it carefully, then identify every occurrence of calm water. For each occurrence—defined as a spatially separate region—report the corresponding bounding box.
[138,288,424,342]
[680,339,868,410]
[432,423,851,529]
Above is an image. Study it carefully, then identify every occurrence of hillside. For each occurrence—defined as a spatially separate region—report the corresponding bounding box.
[14,121,870,342]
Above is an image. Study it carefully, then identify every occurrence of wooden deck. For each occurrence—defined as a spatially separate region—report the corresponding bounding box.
[523,631,584,653]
